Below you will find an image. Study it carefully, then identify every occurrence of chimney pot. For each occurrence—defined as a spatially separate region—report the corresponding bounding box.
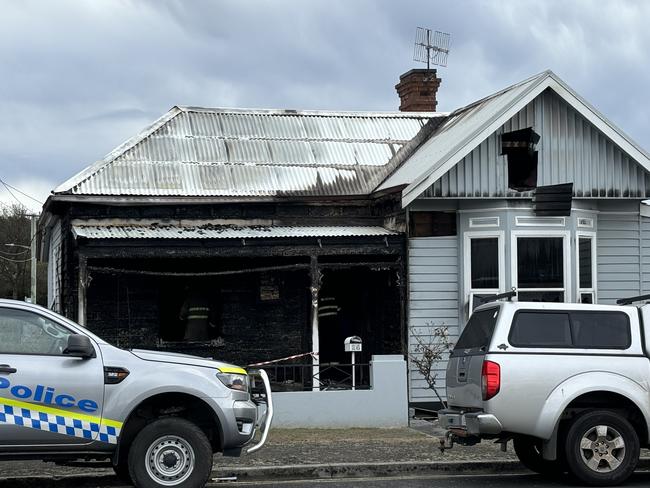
[395,68,441,112]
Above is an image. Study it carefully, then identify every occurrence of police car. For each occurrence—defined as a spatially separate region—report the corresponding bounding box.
[0,299,273,488]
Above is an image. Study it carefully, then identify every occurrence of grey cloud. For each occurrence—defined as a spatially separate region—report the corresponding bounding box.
[0,0,649,209]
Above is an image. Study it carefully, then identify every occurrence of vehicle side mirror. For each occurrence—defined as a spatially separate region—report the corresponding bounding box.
[64,334,95,359]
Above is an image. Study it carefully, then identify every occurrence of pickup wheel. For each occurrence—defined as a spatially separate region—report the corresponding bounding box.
[128,417,213,488]
[564,410,639,486]
[513,436,563,477]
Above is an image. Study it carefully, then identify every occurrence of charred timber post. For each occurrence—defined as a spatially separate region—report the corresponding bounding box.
[78,255,88,326]
[309,255,321,391]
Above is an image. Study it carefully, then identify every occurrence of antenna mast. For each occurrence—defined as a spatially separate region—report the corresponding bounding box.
[413,27,451,78]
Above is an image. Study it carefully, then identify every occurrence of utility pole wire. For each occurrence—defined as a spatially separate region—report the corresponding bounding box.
[0,179,23,207]
[0,254,32,263]
[0,178,43,205]
[0,248,30,256]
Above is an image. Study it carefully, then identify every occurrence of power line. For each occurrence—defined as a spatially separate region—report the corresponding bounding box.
[0,248,30,256]
[0,254,32,264]
[0,177,44,206]
[0,179,23,207]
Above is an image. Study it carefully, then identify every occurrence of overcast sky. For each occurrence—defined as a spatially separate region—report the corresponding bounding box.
[1,0,649,212]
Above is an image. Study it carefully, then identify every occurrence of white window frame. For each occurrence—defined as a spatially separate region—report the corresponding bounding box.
[511,230,571,303]
[464,231,505,313]
[576,231,597,304]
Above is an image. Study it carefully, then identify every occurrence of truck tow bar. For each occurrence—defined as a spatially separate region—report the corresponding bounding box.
[439,431,455,453]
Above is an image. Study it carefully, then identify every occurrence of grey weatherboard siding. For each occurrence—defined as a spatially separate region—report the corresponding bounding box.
[423,89,650,199]
[598,212,650,304]
[407,236,459,402]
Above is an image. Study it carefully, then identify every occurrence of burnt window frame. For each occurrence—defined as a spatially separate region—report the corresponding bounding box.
[408,211,457,238]
[501,127,540,192]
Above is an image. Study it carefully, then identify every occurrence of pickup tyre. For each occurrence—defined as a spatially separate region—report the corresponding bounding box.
[513,436,564,477]
[564,410,640,486]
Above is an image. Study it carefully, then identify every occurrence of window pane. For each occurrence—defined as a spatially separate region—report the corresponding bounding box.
[510,311,571,347]
[518,291,564,302]
[409,212,457,237]
[579,237,592,289]
[470,238,498,289]
[0,308,72,355]
[453,307,499,354]
[571,312,630,349]
[517,237,563,288]
[580,292,594,304]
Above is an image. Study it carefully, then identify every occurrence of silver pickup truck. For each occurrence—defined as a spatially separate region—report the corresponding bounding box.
[439,298,650,486]
[0,299,273,488]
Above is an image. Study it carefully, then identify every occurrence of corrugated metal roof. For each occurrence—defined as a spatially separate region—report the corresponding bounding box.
[71,223,398,240]
[55,108,441,197]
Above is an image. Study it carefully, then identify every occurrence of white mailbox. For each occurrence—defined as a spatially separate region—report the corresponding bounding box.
[344,336,362,353]
[344,336,362,390]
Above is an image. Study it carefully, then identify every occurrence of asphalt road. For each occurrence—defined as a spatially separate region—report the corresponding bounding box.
[207,472,650,488]
[4,472,650,487]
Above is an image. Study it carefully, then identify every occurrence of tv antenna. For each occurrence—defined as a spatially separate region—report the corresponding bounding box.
[413,27,451,73]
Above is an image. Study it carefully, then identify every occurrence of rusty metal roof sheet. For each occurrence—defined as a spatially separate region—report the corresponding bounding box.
[55,108,441,197]
[71,223,398,240]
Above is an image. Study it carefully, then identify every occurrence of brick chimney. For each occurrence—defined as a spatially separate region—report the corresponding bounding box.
[395,68,441,112]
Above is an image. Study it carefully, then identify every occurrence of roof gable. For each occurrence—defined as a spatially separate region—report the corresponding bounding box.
[424,89,650,198]
[377,70,650,206]
[54,108,439,198]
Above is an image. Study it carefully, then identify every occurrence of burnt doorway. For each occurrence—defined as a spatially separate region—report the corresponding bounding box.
[317,267,401,366]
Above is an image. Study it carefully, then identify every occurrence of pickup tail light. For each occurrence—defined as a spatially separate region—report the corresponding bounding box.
[481,360,500,400]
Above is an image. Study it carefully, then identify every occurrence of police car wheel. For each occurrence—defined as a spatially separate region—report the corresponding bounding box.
[113,461,133,485]
[128,417,213,488]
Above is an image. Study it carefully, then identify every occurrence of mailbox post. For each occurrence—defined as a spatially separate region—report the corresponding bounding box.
[344,336,362,390]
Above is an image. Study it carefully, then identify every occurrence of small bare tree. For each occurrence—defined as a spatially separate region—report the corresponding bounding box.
[409,325,455,407]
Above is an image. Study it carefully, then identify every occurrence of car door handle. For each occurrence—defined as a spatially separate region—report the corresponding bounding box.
[0,364,17,374]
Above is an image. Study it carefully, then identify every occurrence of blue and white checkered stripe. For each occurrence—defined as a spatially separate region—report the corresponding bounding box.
[0,401,120,444]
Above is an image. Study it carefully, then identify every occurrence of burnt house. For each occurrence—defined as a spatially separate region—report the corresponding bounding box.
[40,106,440,381]
[42,68,650,412]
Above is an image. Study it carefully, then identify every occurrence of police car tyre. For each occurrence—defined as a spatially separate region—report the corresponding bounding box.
[564,410,639,487]
[113,462,133,485]
[128,418,212,488]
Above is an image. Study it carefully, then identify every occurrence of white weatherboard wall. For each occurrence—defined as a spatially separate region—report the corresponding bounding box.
[272,355,408,428]
[408,237,459,403]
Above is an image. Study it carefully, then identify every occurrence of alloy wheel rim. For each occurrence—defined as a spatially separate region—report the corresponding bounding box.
[145,435,195,486]
[579,424,626,473]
